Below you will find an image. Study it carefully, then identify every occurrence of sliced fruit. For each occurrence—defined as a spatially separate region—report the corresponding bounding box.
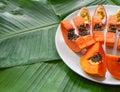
[93,31,104,44]
[82,35,95,48]
[92,5,107,24]
[80,42,106,76]
[78,7,90,24]
[92,15,103,31]
[106,15,117,47]
[107,15,117,33]
[106,32,116,47]
[73,16,88,35]
[73,8,95,48]
[106,15,120,49]
[115,9,120,23]
[75,36,87,50]
[60,20,81,52]
[76,7,90,35]
[106,32,120,49]
[106,54,120,79]
[92,5,107,43]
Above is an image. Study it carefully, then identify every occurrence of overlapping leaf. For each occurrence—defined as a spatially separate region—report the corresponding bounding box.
[0,0,60,67]
[0,61,120,92]
[49,0,113,19]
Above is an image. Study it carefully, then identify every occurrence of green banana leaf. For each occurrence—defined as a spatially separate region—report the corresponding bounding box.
[0,0,120,92]
[49,0,111,19]
[0,0,60,67]
[0,61,120,92]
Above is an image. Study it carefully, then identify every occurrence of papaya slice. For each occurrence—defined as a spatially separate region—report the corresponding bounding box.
[92,5,107,43]
[106,15,117,47]
[106,33,120,50]
[93,31,104,43]
[106,15,120,49]
[73,16,95,48]
[75,36,87,50]
[106,32,116,47]
[82,35,95,47]
[115,10,120,49]
[78,7,90,23]
[60,20,81,52]
[106,54,120,79]
[74,7,90,35]
[73,7,95,48]
[73,16,85,35]
[80,42,106,76]
[107,15,117,33]
[115,9,120,23]
[78,7,90,32]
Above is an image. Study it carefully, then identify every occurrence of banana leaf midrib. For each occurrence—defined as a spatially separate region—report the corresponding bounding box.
[0,22,59,41]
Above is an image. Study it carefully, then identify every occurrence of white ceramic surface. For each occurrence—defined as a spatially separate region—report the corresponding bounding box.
[55,5,120,85]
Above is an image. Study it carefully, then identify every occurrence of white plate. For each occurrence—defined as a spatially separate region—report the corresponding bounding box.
[55,5,120,85]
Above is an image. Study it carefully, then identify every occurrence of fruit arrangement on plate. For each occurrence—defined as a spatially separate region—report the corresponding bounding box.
[60,5,120,79]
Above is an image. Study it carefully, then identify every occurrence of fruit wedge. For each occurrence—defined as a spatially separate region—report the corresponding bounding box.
[78,7,90,24]
[78,7,90,32]
[106,15,116,47]
[92,5,107,43]
[106,54,120,79]
[106,13,120,49]
[73,7,95,48]
[80,42,106,76]
[74,7,90,35]
[60,20,85,52]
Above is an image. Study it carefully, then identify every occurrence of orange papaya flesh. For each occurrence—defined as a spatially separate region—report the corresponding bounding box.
[92,5,107,29]
[92,13,104,31]
[82,35,95,48]
[75,36,87,50]
[73,16,95,47]
[117,38,120,49]
[92,15,102,25]
[115,10,120,49]
[75,35,95,50]
[80,42,106,76]
[106,54,120,79]
[73,7,95,48]
[106,32,120,49]
[94,5,107,21]
[106,33,120,49]
[93,31,104,44]
[73,16,84,27]
[73,16,87,34]
[78,7,90,23]
[106,15,120,49]
[92,5,107,43]
[107,15,117,33]
[92,16,104,43]
[108,15,117,25]
[106,32,115,47]
[60,20,81,52]
[78,7,91,36]
[115,9,120,23]
[106,15,117,46]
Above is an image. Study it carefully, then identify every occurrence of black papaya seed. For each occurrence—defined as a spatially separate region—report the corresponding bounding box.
[88,52,102,63]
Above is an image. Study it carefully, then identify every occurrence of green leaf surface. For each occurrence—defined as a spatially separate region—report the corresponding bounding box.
[0,0,59,39]
[110,0,120,5]
[0,0,60,67]
[0,25,60,68]
[49,0,113,19]
[0,61,120,92]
